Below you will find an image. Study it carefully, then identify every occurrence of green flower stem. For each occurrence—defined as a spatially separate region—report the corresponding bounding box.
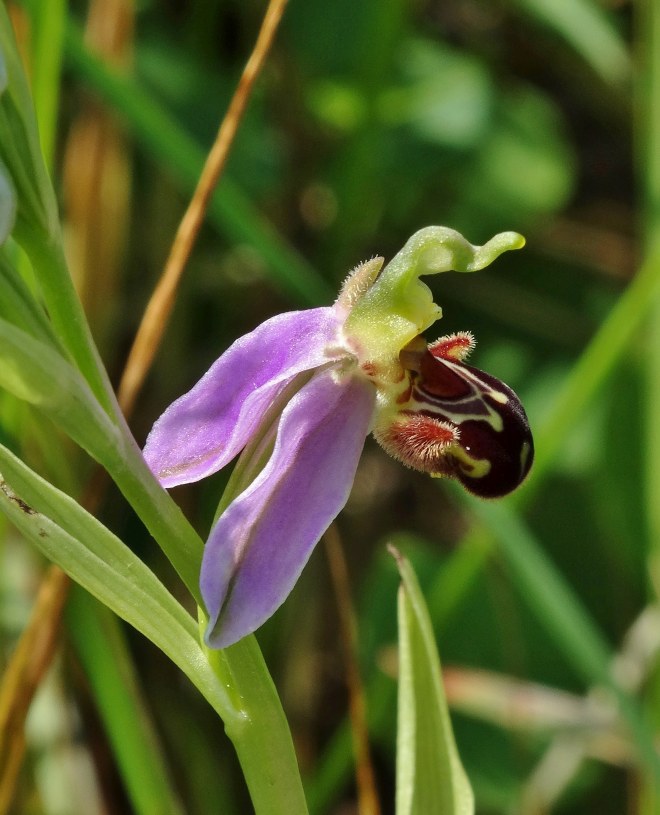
[204,636,310,815]
[201,408,311,815]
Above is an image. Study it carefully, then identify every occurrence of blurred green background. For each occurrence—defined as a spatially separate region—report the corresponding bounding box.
[3,0,659,813]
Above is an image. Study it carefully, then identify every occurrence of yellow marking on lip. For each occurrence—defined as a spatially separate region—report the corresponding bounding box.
[448,444,491,479]
[520,441,532,474]
[416,396,505,434]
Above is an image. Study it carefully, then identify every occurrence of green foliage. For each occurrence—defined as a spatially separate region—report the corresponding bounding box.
[0,0,656,813]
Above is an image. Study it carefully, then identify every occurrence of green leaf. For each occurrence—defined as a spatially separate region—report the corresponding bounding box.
[0,5,59,239]
[0,8,118,414]
[511,0,631,86]
[0,247,60,345]
[392,546,474,815]
[0,315,121,460]
[67,592,187,815]
[0,316,203,596]
[0,442,236,723]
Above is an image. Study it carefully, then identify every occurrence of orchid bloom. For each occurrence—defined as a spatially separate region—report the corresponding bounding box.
[144,227,533,647]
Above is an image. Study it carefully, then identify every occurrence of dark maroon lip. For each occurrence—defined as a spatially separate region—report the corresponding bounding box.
[414,351,534,498]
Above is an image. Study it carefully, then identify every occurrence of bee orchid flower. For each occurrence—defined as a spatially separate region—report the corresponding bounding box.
[143,227,533,648]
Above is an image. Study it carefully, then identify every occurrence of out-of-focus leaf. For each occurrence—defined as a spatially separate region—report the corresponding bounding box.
[467,498,660,784]
[393,547,474,815]
[381,40,493,149]
[307,81,367,134]
[511,0,630,86]
[452,88,574,230]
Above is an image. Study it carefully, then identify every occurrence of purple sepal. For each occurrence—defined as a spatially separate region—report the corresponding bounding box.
[143,307,342,487]
[201,369,375,648]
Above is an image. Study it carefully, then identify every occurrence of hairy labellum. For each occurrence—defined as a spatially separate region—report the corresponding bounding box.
[375,334,533,498]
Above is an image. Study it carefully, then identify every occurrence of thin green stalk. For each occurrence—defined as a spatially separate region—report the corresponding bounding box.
[207,637,309,815]
[100,426,205,605]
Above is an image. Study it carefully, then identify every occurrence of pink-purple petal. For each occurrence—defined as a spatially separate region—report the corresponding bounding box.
[201,369,376,648]
[143,307,342,487]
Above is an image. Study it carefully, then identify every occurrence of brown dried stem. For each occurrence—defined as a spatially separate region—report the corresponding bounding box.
[0,564,70,813]
[117,0,289,416]
[324,525,381,815]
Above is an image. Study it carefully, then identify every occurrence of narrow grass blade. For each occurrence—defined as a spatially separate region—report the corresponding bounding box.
[393,547,474,815]
[511,0,630,86]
